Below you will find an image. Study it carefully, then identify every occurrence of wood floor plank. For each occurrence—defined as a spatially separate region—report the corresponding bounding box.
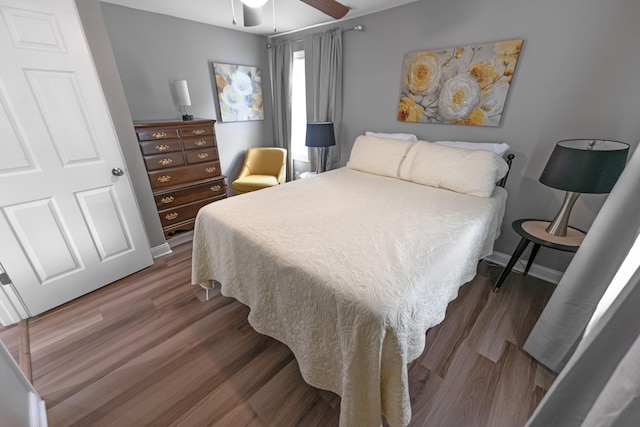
[45,299,257,425]
[0,241,556,426]
[18,319,32,382]
[422,275,491,377]
[214,401,266,427]
[404,361,443,426]
[420,345,501,426]
[465,272,555,362]
[169,342,294,426]
[487,342,540,427]
[249,359,332,426]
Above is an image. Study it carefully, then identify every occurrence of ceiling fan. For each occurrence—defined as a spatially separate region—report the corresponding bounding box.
[235,0,350,28]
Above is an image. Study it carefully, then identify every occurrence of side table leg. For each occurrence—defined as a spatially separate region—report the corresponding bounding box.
[524,244,541,276]
[494,237,531,291]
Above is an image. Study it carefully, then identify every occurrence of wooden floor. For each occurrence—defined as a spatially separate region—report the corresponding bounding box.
[0,240,556,427]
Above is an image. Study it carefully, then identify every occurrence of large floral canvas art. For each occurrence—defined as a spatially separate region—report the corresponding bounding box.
[213,62,264,122]
[397,39,523,126]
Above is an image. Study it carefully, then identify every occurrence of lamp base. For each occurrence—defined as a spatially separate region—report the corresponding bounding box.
[546,191,581,237]
[182,114,194,121]
[314,147,328,174]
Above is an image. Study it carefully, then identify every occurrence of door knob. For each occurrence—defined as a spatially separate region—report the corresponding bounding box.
[112,167,124,176]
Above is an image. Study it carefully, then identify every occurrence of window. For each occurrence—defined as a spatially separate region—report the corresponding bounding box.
[585,233,640,335]
[291,50,307,162]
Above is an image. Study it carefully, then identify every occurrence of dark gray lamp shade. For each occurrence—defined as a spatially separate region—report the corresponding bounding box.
[539,139,629,194]
[305,122,336,148]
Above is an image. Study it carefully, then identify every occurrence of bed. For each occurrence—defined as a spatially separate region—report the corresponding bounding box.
[192,135,511,426]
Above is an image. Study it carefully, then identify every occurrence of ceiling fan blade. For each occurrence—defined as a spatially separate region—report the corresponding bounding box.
[300,0,350,19]
[243,4,262,26]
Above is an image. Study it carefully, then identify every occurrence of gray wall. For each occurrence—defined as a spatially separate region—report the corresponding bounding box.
[94,0,640,272]
[98,2,274,247]
[76,0,165,248]
[274,0,640,272]
[100,2,274,180]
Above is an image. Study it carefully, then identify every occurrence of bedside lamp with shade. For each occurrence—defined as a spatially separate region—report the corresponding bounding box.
[539,139,629,237]
[305,122,336,174]
[174,80,194,121]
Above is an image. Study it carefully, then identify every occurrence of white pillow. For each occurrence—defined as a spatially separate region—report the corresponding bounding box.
[398,141,509,197]
[434,140,510,156]
[365,131,418,141]
[347,135,414,178]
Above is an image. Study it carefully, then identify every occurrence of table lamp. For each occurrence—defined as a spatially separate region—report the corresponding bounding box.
[305,122,336,174]
[539,139,629,236]
[174,80,194,121]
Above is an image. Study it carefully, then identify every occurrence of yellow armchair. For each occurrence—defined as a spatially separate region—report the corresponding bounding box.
[232,147,287,195]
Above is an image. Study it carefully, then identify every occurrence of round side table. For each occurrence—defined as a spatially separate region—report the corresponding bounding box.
[494,218,586,290]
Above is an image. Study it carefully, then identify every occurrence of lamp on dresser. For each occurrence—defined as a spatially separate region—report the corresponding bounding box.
[174,80,194,121]
[540,139,629,236]
[305,122,336,174]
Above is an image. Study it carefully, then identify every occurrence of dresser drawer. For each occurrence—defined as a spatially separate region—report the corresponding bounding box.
[143,152,185,171]
[158,197,219,228]
[182,135,215,150]
[136,128,180,141]
[180,125,213,138]
[139,138,182,155]
[186,147,219,164]
[153,178,226,209]
[147,161,222,189]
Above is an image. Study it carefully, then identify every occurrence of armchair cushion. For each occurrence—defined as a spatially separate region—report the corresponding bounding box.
[232,175,280,193]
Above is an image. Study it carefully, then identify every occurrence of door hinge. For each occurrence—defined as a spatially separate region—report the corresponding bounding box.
[0,263,11,285]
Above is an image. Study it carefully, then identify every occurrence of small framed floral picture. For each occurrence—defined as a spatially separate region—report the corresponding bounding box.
[397,39,523,126]
[213,62,264,122]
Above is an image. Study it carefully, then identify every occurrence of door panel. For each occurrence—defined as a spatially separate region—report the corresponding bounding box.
[0,0,153,318]
[0,89,33,172]
[75,186,133,261]
[3,198,81,283]
[26,69,101,165]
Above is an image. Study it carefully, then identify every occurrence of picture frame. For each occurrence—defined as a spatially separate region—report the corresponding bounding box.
[397,39,523,126]
[212,62,264,122]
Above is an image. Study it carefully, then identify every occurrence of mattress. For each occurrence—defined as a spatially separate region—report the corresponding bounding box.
[192,167,507,426]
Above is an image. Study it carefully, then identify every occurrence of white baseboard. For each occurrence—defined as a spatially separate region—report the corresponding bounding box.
[150,231,194,259]
[167,231,194,248]
[485,251,564,285]
[151,242,172,259]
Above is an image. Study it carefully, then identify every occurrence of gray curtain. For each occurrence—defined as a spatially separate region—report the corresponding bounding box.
[269,39,294,181]
[524,144,640,372]
[526,264,640,426]
[304,28,343,170]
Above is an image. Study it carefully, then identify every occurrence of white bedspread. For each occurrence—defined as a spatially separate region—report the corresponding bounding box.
[192,167,507,426]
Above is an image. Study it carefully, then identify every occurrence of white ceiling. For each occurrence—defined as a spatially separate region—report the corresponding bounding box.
[100,0,419,37]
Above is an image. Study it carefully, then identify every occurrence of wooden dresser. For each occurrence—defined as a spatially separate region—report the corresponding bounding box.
[134,119,226,239]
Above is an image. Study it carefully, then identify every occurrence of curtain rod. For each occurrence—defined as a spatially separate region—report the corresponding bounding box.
[266,25,364,49]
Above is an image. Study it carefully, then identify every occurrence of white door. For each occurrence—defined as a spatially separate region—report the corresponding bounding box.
[0,0,152,318]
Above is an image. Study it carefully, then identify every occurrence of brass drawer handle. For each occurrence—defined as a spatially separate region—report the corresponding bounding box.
[153,132,167,139]
[193,140,207,147]
[165,212,178,221]
[210,185,221,192]
[160,196,174,204]
[155,144,170,152]
[192,129,206,135]
[159,158,173,166]
[196,153,209,159]
[157,175,171,183]
[204,167,216,174]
